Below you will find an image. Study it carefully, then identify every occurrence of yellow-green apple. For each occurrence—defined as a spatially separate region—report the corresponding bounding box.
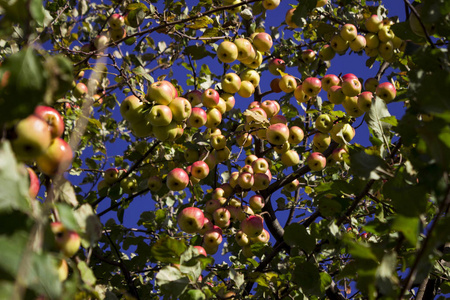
[364,78,379,92]
[241,215,264,238]
[198,217,214,235]
[185,90,203,107]
[252,173,270,191]
[191,161,209,180]
[331,147,348,162]
[279,74,297,93]
[376,82,396,102]
[365,32,380,49]
[237,80,255,98]
[392,36,403,49]
[27,168,40,199]
[238,172,254,189]
[97,180,109,196]
[211,134,226,150]
[283,178,300,192]
[343,96,364,117]
[73,82,88,98]
[147,81,175,105]
[205,199,222,214]
[169,97,192,122]
[340,24,358,41]
[188,107,207,128]
[166,168,189,191]
[217,40,238,64]
[330,35,349,53]
[306,152,327,171]
[301,49,316,64]
[204,153,217,170]
[214,147,230,163]
[252,158,269,174]
[260,100,279,118]
[178,207,205,233]
[12,115,52,161]
[221,93,235,111]
[236,132,253,147]
[120,95,145,122]
[94,32,110,51]
[213,207,231,228]
[203,227,223,249]
[51,222,81,257]
[235,230,250,247]
[378,41,394,60]
[270,78,282,93]
[268,58,286,75]
[313,132,331,150]
[302,77,322,97]
[341,77,362,97]
[319,44,336,61]
[250,228,270,244]
[349,35,367,52]
[249,195,265,212]
[37,138,73,176]
[365,15,383,33]
[109,13,125,29]
[240,164,254,175]
[281,149,300,167]
[222,72,241,94]
[240,69,260,88]
[252,32,273,53]
[294,85,310,103]
[321,74,340,92]
[234,38,255,62]
[110,27,126,42]
[273,141,290,154]
[242,49,263,68]
[270,114,287,124]
[104,168,120,185]
[202,242,219,255]
[285,8,298,28]
[365,47,379,57]
[147,176,162,192]
[121,176,138,194]
[147,105,172,126]
[205,108,222,128]
[330,122,355,144]
[34,106,65,138]
[327,86,346,104]
[57,259,68,281]
[315,114,333,133]
[357,91,373,112]
[378,26,395,42]
[130,118,153,138]
[202,88,220,108]
[262,0,280,10]
[245,155,258,166]
[212,187,226,199]
[288,126,304,144]
[266,123,290,145]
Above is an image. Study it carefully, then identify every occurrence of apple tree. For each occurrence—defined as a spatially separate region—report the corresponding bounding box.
[0,0,450,299]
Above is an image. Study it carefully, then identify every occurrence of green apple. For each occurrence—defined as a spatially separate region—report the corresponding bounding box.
[146,105,173,126]
[315,114,333,133]
[121,176,138,194]
[340,23,358,41]
[365,32,380,49]
[217,40,238,63]
[211,134,227,150]
[205,108,222,128]
[319,44,336,61]
[281,149,300,166]
[301,49,316,64]
[378,26,395,42]
[235,230,250,246]
[234,38,256,62]
[364,77,379,93]
[330,122,355,144]
[330,35,349,53]
[184,148,199,163]
[279,74,297,93]
[378,41,394,60]
[237,80,255,98]
[12,115,52,161]
[343,96,364,117]
[147,176,162,192]
[262,0,280,10]
[294,84,310,103]
[130,118,153,138]
[240,69,260,88]
[120,95,146,123]
[327,86,346,104]
[37,138,73,176]
[221,72,241,94]
[313,132,331,150]
[349,35,367,52]
[169,96,191,122]
[288,126,304,144]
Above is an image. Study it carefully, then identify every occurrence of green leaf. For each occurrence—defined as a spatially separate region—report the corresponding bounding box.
[375,252,398,296]
[349,147,392,180]
[364,96,392,151]
[55,203,80,231]
[391,215,419,246]
[150,236,187,264]
[344,235,378,261]
[184,45,214,60]
[284,223,315,253]
[77,261,97,286]
[292,0,317,25]
[179,247,202,281]
[155,266,189,298]
[293,261,320,295]
[53,179,79,206]
[74,204,102,247]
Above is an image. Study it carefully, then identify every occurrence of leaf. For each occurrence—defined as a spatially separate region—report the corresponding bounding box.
[345,236,378,261]
[349,147,392,180]
[179,247,202,281]
[55,203,80,231]
[150,236,187,264]
[77,261,97,286]
[184,45,214,60]
[375,252,398,295]
[293,261,321,295]
[74,204,102,246]
[391,215,419,246]
[292,0,317,25]
[132,66,154,83]
[364,96,392,151]
[284,223,315,253]
[155,266,189,298]
[243,109,270,126]
[53,179,79,206]
[186,16,213,29]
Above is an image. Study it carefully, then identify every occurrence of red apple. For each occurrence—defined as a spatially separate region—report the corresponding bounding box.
[36,138,73,176]
[302,77,322,97]
[27,168,40,199]
[12,115,52,161]
[177,207,205,233]
[34,106,65,138]
[51,222,81,257]
[166,168,189,191]
[240,215,264,238]
[191,161,209,180]
[376,82,396,103]
[306,152,327,171]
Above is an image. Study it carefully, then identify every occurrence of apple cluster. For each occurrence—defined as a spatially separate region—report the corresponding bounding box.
[10,105,73,178]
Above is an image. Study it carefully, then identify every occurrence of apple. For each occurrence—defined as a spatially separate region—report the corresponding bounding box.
[330,35,349,53]
[365,15,383,33]
[392,36,403,49]
[240,69,260,88]
[378,26,395,42]
[242,50,263,69]
[262,0,280,10]
[217,40,238,63]
[294,85,310,103]
[316,0,328,6]
[193,246,207,257]
[110,27,126,42]
[273,141,290,154]
[51,222,81,257]
[73,82,88,98]
[27,168,40,199]
[342,96,364,117]
[270,114,287,125]
[365,32,380,49]
[260,100,278,118]
[235,230,250,247]
[241,215,264,238]
[341,78,362,97]
[330,123,355,144]
[319,44,336,61]
[321,74,340,92]
[285,8,298,28]
[365,47,379,58]
[120,95,145,123]
[121,176,138,194]
[332,147,348,162]
[219,93,234,112]
[130,119,153,138]
[302,77,322,97]
[12,115,52,161]
[221,72,241,94]
[185,90,203,107]
[252,173,270,191]
[376,82,397,103]
[349,35,367,52]
[104,168,120,185]
[313,132,331,150]
[301,49,316,64]
[166,168,189,191]
[281,149,300,167]
[279,74,297,93]
[202,227,223,248]
[202,88,220,108]
[306,152,327,171]
[147,176,162,192]
[236,133,253,148]
[327,85,346,104]
[250,229,270,244]
[198,217,214,235]
[284,179,300,193]
[190,161,209,180]
[249,195,265,212]
[34,106,65,138]
[270,78,282,93]
[252,32,273,53]
[204,153,217,170]
[378,41,394,60]
[251,158,269,174]
[205,199,222,214]
[188,107,207,128]
[245,154,258,166]
[238,172,254,190]
[288,126,304,144]
[211,134,226,150]
[37,138,73,176]
[169,97,192,122]
[245,107,267,123]
[268,58,286,75]
[178,207,205,233]
[340,24,358,41]
[237,80,255,98]
[57,259,69,281]
[357,91,374,112]
[315,114,333,133]
[214,147,230,163]
[213,207,231,228]
[234,38,255,62]
[147,105,173,126]
[109,13,125,29]
[240,164,254,175]
[266,123,290,145]
[205,108,222,128]
[364,78,379,92]
[147,81,175,105]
